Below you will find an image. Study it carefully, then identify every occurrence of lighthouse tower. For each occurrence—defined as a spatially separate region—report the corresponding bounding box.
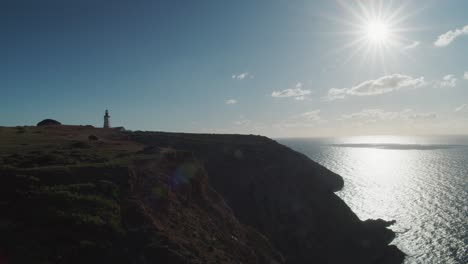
[103,110,110,128]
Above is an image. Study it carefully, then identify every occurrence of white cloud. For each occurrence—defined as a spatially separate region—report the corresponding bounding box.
[342,109,401,120]
[342,108,436,122]
[232,72,253,80]
[299,110,322,122]
[234,120,250,126]
[325,74,425,100]
[434,25,468,47]
[434,74,457,88]
[225,99,237,105]
[326,88,348,100]
[455,104,468,112]
[273,121,318,129]
[234,116,251,126]
[272,82,312,100]
[406,112,437,120]
[274,109,324,129]
[464,72,468,80]
[403,41,420,50]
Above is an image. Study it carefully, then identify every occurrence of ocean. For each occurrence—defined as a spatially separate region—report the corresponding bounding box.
[279,136,468,264]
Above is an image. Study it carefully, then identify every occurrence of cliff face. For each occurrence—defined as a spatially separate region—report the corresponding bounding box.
[0,126,404,263]
[130,132,405,264]
[124,156,284,264]
[0,126,283,263]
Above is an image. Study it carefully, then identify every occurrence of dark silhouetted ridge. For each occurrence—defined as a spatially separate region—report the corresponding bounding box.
[0,126,404,263]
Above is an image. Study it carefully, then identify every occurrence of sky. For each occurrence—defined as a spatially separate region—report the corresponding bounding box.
[1,0,467,137]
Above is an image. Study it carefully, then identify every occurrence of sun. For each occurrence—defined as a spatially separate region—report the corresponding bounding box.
[364,20,391,44]
[324,0,419,72]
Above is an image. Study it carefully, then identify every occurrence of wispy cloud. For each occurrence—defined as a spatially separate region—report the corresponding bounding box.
[272,82,312,100]
[434,24,468,47]
[298,110,322,122]
[403,41,420,50]
[407,112,438,120]
[342,109,400,120]
[274,109,324,129]
[464,72,468,80]
[232,72,253,80]
[455,104,468,112]
[234,116,251,126]
[325,74,425,100]
[342,108,436,122]
[433,74,457,88]
[225,99,237,105]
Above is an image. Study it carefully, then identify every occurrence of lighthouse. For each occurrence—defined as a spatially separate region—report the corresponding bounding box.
[103,110,110,128]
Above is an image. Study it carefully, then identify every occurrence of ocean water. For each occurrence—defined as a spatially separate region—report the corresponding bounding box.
[279,136,468,264]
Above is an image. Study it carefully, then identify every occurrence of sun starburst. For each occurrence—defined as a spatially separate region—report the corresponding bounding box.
[323,0,421,73]
[364,19,391,43]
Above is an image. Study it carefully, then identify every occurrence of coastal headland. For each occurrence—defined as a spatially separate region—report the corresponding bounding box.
[0,125,404,263]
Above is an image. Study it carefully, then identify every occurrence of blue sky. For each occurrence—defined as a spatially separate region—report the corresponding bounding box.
[1,0,467,137]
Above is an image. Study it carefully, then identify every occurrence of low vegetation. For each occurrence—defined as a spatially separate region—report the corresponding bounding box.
[0,126,284,263]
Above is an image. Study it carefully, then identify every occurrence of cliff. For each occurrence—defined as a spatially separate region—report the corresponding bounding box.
[130,131,405,264]
[0,126,404,263]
